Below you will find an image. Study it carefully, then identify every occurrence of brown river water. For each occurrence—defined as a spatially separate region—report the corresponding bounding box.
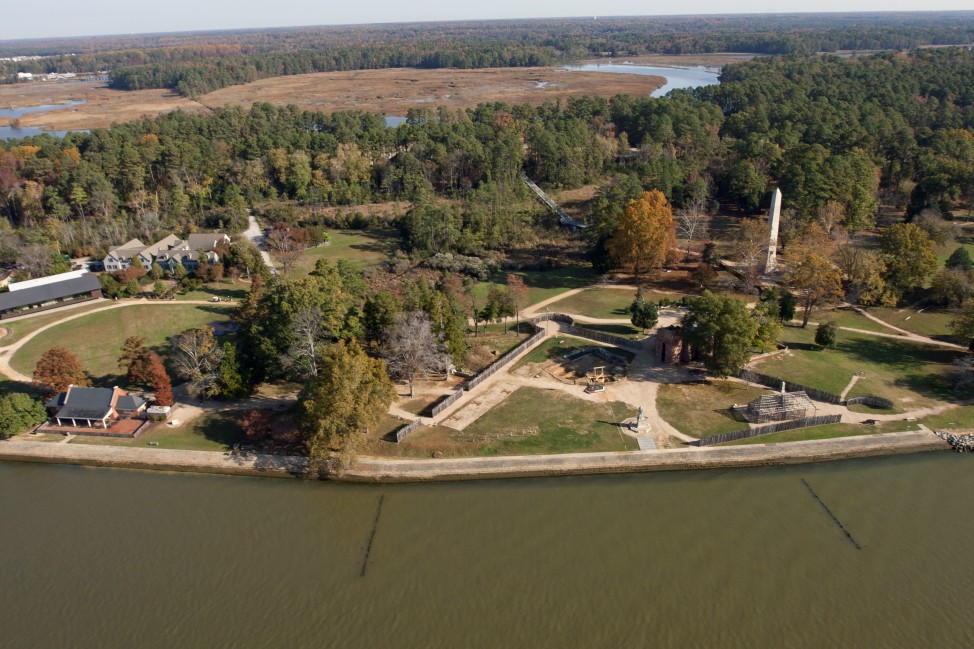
[2,453,973,648]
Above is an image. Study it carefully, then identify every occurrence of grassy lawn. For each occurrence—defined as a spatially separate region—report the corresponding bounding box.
[469,266,599,308]
[723,420,923,445]
[657,380,771,438]
[397,387,637,456]
[548,287,686,319]
[0,301,109,347]
[11,304,234,385]
[514,336,634,368]
[466,332,529,371]
[174,281,250,302]
[801,307,895,334]
[580,322,645,339]
[919,405,974,433]
[863,306,959,342]
[289,229,398,277]
[753,326,963,410]
[69,411,247,451]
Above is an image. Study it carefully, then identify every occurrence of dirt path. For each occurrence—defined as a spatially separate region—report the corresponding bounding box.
[244,211,277,274]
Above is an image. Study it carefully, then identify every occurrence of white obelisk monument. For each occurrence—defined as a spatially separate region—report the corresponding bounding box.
[764,188,782,273]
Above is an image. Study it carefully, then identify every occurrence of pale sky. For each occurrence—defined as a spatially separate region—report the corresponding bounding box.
[3,1,974,41]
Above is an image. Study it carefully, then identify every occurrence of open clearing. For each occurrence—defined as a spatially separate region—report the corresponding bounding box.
[656,380,771,439]
[11,304,233,383]
[397,386,637,457]
[288,229,398,277]
[1,67,664,132]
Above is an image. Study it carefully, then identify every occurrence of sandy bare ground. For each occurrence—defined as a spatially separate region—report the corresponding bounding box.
[0,66,664,132]
[0,81,206,130]
[199,67,664,115]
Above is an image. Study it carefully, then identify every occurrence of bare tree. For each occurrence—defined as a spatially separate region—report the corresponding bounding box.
[383,312,450,397]
[17,244,53,278]
[675,197,709,260]
[266,226,305,276]
[170,326,224,399]
[734,219,767,294]
[283,307,330,379]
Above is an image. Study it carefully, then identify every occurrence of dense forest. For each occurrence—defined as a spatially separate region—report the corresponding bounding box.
[1,49,973,276]
[2,13,974,97]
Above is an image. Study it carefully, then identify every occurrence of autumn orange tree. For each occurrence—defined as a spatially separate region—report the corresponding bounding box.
[33,347,90,393]
[607,190,676,285]
[146,353,173,406]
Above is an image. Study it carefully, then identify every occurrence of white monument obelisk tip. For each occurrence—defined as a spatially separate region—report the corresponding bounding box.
[764,188,782,273]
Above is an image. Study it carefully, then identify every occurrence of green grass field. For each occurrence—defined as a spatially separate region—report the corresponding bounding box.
[469,266,599,308]
[723,420,922,445]
[465,388,636,455]
[11,304,234,385]
[863,306,959,342]
[547,287,686,319]
[0,301,110,347]
[70,411,247,451]
[289,229,398,277]
[918,405,974,433]
[657,380,771,438]
[802,307,895,334]
[753,326,962,410]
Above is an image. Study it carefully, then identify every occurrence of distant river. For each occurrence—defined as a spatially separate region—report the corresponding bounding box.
[565,62,720,96]
[2,452,973,648]
[0,100,86,140]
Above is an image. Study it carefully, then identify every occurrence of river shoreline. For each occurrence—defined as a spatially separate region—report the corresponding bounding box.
[0,430,950,482]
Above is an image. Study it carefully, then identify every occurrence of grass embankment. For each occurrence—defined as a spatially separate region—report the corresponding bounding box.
[919,406,974,433]
[70,411,247,451]
[548,287,686,319]
[398,387,637,457]
[656,380,771,439]
[722,420,923,446]
[752,325,962,410]
[470,266,599,308]
[11,304,234,384]
[289,229,398,277]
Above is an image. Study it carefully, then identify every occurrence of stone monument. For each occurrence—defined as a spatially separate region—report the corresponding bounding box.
[764,187,782,273]
[631,405,651,433]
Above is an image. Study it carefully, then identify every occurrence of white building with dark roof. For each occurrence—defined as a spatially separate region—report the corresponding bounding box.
[102,232,230,273]
[0,271,102,320]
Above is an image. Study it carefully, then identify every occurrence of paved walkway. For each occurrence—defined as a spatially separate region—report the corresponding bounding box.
[244,211,277,274]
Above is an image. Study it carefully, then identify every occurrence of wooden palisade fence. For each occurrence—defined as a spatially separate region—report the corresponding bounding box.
[698,414,842,446]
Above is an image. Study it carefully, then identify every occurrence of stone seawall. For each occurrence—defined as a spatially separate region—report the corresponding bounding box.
[342,431,950,482]
[0,431,944,483]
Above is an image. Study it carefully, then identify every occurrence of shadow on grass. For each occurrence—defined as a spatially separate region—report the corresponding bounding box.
[584,323,641,337]
[197,411,248,447]
[838,335,961,401]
